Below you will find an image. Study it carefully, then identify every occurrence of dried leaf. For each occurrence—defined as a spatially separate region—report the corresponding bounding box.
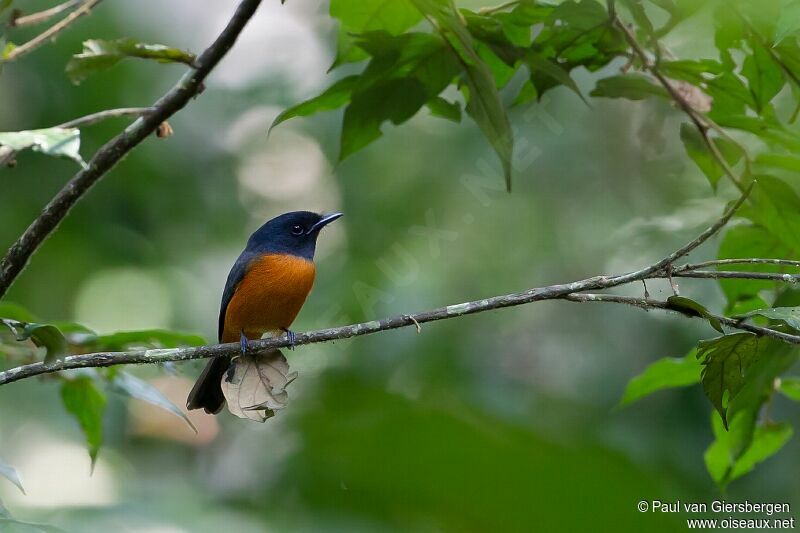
[221,349,297,423]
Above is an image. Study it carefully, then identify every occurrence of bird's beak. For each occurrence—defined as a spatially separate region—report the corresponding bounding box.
[307,212,343,234]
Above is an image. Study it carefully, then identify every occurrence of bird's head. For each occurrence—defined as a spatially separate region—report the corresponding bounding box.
[247,211,343,260]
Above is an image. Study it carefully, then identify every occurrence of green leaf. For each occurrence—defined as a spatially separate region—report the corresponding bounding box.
[696,333,760,428]
[590,74,669,100]
[60,378,106,467]
[745,175,800,252]
[110,372,196,432]
[778,376,800,401]
[736,306,800,330]
[341,78,429,159]
[620,350,701,406]
[0,460,24,494]
[1,320,69,364]
[0,302,37,323]
[741,40,785,113]
[426,96,461,122]
[0,0,13,15]
[0,128,86,169]
[755,152,800,173]
[775,0,800,43]
[703,338,797,487]
[705,414,793,488]
[86,329,206,351]
[679,124,742,189]
[717,224,792,308]
[410,0,514,190]
[270,75,360,131]
[66,38,196,84]
[666,296,724,332]
[659,59,724,85]
[329,0,423,68]
[2,41,15,60]
[525,52,587,104]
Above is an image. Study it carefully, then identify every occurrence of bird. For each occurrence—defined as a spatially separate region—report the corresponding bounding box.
[187,210,343,414]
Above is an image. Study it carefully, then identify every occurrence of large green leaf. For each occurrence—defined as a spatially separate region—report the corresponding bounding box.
[329,0,423,68]
[741,39,785,113]
[745,175,800,252]
[705,413,793,489]
[620,350,701,406]
[736,306,800,331]
[61,378,106,467]
[717,224,792,308]
[704,338,798,487]
[270,75,360,131]
[66,38,196,84]
[110,372,196,432]
[775,0,800,43]
[696,333,760,428]
[590,74,669,100]
[0,128,86,169]
[679,123,742,189]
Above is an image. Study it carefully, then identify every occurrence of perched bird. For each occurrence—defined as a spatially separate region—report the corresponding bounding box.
[187,211,342,414]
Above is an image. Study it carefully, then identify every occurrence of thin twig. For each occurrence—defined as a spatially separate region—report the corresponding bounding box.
[665,270,800,283]
[674,258,800,271]
[56,107,153,128]
[0,0,264,298]
[2,0,103,62]
[612,13,747,192]
[10,0,81,28]
[0,108,154,167]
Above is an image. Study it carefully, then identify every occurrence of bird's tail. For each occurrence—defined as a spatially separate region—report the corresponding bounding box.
[186,356,231,414]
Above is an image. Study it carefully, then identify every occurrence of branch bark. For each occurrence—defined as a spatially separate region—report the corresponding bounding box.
[9,0,82,28]
[0,0,263,298]
[2,280,798,387]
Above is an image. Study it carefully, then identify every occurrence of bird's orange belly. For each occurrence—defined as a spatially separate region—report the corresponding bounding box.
[222,253,316,343]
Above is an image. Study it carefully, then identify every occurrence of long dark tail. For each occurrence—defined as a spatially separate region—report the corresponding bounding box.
[186,356,231,414]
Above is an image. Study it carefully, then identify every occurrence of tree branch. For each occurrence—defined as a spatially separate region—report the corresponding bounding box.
[611,12,747,192]
[2,0,102,62]
[674,258,800,271]
[0,108,155,167]
[9,0,82,28]
[3,279,799,386]
[0,0,263,298]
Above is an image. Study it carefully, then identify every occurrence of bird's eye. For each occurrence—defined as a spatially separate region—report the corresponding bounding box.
[291,225,304,235]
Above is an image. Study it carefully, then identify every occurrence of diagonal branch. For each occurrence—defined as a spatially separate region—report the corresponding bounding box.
[2,0,102,62]
[611,12,747,192]
[0,0,264,299]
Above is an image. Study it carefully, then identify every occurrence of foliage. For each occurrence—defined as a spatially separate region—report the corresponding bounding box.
[4,0,800,510]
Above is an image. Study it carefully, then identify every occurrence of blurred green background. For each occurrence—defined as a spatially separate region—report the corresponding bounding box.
[1,1,798,531]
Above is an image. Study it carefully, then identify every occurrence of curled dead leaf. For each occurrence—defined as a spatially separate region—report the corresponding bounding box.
[221,349,297,422]
[156,121,173,138]
[671,80,713,113]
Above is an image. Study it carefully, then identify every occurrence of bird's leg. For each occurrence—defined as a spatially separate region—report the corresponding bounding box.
[226,330,248,382]
[281,328,297,350]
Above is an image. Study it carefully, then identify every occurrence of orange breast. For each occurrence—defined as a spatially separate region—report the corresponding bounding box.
[222,253,316,343]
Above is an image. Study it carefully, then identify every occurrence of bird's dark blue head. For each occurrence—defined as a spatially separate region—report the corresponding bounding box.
[246,211,343,260]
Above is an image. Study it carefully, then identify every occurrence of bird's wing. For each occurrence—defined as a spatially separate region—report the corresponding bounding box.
[218,250,257,342]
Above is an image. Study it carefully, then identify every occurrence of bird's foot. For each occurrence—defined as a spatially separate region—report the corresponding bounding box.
[282,328,297,350]
[239,330,250,355]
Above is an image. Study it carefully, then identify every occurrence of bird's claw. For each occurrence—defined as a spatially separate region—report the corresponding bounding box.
[239,330,248,356]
